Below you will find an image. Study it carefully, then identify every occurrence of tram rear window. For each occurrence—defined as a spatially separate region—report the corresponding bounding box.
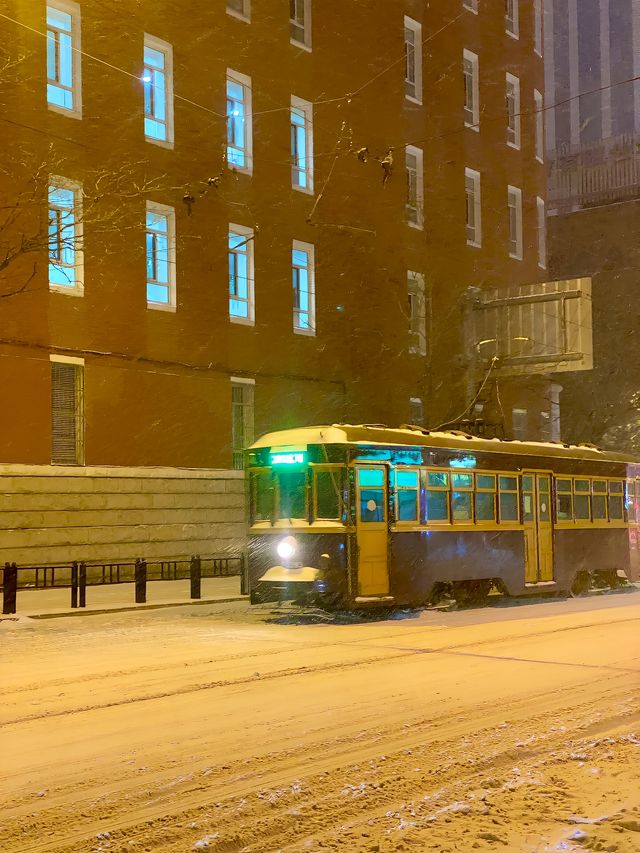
[250,471,273,522]
[278,470,307,519]
[315,468,343,520]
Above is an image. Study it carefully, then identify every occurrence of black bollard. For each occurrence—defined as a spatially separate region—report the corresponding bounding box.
[71,562,78,608]
[2,562,18,615]
[190,555,201,600]
[79,562,87,608]
[135,558,147,603]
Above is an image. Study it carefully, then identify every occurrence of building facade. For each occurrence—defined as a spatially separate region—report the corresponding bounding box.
[0,0,547,479]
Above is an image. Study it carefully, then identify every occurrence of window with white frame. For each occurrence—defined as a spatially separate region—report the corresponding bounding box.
[537,197,546,269]
[146,202,176,309]
[404,16,422,103]
[507,185,523,260]
[463,49,479,129]
[409,397,424,426]
[405,145,424,229]
[51,356,84,465]
[228,225,255,324]
[533,0,543,55]
[512,407,527,440]
[408,270,427,356]
[291,96,313,192]
[46,1,82,116]
[290,0,311,49]
[292,240,315,335]
[227,0,250,21]
[226,70,252,172]
[231,378,255,469]
[505,0,519,38]
[465,168,482,247]
[506,73,521,148]
[463,0,478,13]
[143,36,173,146]
[534,89,544,162]
[49,179,83,293]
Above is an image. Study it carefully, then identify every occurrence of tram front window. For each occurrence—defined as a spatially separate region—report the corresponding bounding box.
[278,470,307,519]
[249,470,273,522]
[315,468,343,520]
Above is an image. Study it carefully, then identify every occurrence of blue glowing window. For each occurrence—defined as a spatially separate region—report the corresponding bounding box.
[48,184,80,289]
[144,43,170,143]
[47,6,76,112]
[229,228,254,323]
[227,77,250,169]
[146,206,174,307]
[292,243,315,333]
[358,468,384,488]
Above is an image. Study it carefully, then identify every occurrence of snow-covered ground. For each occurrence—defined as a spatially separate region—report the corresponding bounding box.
[1,592,639,852]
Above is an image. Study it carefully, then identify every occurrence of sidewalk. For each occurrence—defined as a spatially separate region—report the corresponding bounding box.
[8,576,247,619]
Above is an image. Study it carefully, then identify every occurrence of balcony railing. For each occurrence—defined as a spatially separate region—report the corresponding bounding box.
[548,133,640,214]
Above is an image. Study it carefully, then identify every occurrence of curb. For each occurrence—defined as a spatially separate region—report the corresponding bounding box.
[20,595,249,620]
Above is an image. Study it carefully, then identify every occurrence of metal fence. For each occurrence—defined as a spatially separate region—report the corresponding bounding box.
[1,554,246,615]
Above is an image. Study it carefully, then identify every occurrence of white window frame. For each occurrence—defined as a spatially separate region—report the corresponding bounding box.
[226,69,253,175]
[50,354,85,465]
[534,89,544,163]
[463,49,479,130]
[404,16,423,104]
[463,0,478,14]
[46,0,82,119]
[465,168,482,248]
[506,72,521,149]
[231,377,255,470]
[533,0,543,56]
[507,185,523,261]
[143,34,174,149]
[291,96,314,194]
[505,0,519,39]
[227,0,250,22]
[228,223,255,326]
[146,201,176,312]
[405,145,424,230]
[407,270,427,357]
[292,239,316,336]
[48,177,84,296]
[290,0,311,50]
[537,197,547,269]
[409,397,424,425]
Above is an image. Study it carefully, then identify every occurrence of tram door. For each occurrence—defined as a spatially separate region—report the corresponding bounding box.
[522,473,554,583]
[355,465,389,596]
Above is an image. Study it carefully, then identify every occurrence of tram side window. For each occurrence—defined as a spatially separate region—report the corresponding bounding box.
[573,479,591,520]
[499,475,519,522]
[592,480,607,520]
[555,478,573,520]
[475,474,496,522]
[627,480,637,522]
[426,470,449,521]
[521,475,534,522]
[451,472,473,521]
[314,468,343,520]
[396,469,419,522]
[250,470,273,522]
[358,468,385,522]
[608,481,624,520]
[278,470,307,519]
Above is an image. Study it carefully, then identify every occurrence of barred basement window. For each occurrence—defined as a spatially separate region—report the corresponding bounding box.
[231,378,255,469]
[51,357,84,465]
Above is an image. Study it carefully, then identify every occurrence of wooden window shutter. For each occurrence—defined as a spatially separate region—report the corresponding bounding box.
[51,361,84,464]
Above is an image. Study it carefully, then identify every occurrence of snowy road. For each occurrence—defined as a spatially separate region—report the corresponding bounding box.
[2,593,639,852]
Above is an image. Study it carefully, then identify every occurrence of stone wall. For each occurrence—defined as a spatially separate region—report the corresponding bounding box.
[0,465,245,566]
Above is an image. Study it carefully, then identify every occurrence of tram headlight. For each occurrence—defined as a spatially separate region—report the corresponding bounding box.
[277,536,297,561]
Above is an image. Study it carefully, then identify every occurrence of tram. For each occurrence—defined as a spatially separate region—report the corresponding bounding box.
[245,424,640,608]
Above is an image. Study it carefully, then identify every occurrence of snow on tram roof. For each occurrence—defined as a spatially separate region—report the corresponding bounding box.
[249,424,638,464]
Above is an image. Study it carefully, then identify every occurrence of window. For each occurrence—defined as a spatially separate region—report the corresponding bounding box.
[475,474,497,522]
[227,70,252,173]
[608,481,624,521]
[505,0,519,38]
[556,478,573,520]
[51,356,84,465]
[227,0,250,21]
[146,202,176,310]
[506,73,521,148]
[408,271,427,356]
[451,472,473,521]
[314,466,344,521]
[228,225,255,324]
[46,1,81,116]
[49,180,83,294]
[512,406,527,438]
[592,480,608,520]
[405,145,424,229]
[250,469,273,522]
[465,168,482,247]
[507,186,523,260]
[537,197,546,269]
[409,397,424,425]
[396,469,419,522]
[534,90,544,162]
[426,471,449,522]
[143,36,173,146]
[290,0,311,49]
[533,0,543,56]
[463,50,479,129]
[404,16,422,103]
[499,475,519,522]
[231,378,255,469]
[464,0,478,12]
[291,97,313,193]
[292,240,315,335]
[626,480,637,522]
[574,479,591,520]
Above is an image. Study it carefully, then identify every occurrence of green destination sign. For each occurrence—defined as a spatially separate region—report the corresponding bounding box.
[270,452,307,466]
